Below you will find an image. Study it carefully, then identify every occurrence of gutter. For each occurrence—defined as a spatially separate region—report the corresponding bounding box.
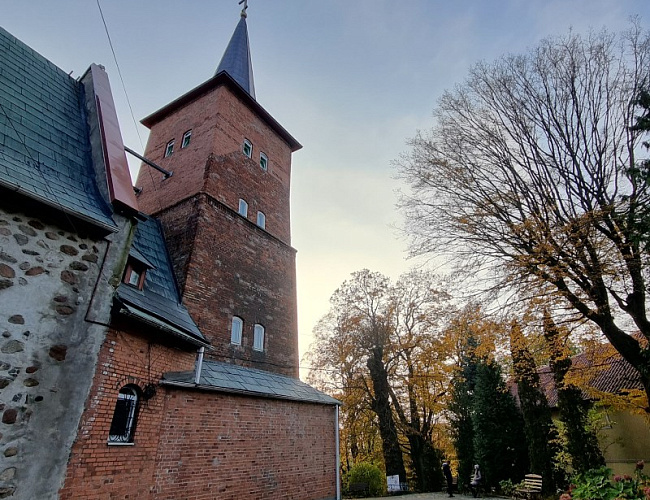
[335,405,341,500]
[116,303,210,348]
[0,178,118,233]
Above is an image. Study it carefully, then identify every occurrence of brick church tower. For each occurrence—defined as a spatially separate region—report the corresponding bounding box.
[135,6,301,377]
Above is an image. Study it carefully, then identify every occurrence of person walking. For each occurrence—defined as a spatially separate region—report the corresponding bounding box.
[442,460,454,497]
[469,464,482,498]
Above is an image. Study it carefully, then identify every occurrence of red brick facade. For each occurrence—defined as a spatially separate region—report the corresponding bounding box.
[60,326,196,499]
[153,391,336,500]
[135,81,299,376]
[137,84,293,244]
[157,192,299,377]
[60,326,336,500]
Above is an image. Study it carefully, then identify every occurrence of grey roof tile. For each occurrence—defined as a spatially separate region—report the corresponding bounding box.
[115,216,207,346]
[162,360,339,406]
[0,27,115,230]
[215,15,255,99]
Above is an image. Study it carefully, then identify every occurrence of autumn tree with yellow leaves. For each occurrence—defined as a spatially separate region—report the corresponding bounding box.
[305,270,453,492]
[397,23,650,410]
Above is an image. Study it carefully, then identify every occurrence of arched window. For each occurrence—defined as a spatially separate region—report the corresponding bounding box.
[242,139,253,158]
[238,199,248,217]
[253,324,265,352]
[256,211,266,229]
[108,385,140,444]
[231,316,243,345]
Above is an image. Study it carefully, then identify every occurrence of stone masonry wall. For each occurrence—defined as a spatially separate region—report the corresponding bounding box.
[153,389,337,500]
[0,205,108,500]
[59,326,196,500]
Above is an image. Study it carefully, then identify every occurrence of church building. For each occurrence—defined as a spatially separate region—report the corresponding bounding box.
[0,6,339,500]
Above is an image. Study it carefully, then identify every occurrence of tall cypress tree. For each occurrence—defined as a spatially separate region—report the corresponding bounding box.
[510,322,563,493]
[543,312,605,474]
[473,359,529,489]
[448,337,479,492]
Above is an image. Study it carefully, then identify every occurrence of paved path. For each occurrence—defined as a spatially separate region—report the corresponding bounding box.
[362,493,479,500]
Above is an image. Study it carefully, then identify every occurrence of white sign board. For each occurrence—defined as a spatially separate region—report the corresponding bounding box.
[387,474,400,492]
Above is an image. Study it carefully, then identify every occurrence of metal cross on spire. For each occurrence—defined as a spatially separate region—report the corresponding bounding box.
[238,0,248,18]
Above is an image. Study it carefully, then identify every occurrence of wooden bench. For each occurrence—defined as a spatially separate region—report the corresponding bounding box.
[513,474,542,500]
[348,482,369,497]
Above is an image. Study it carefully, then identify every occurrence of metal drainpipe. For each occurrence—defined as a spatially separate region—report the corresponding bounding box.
[194,347,204,385]
[335,404,341,500]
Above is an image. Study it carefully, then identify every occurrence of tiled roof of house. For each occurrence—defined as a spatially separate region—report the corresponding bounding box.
[510,342,644,408]
[162,360,340,405]
[115,216,208,347]
[0,27,116,231]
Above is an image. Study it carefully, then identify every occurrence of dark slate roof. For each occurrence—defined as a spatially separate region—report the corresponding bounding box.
[162,360,340,405]
[0,27,116,231]
[215,14,255,99]
[115,216,208,347]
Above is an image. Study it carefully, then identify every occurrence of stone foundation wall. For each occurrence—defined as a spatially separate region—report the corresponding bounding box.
[0,205,109,499]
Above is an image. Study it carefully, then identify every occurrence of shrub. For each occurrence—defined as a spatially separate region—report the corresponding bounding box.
[346,462,386,497]
[566,465,649,500]
[499,479,516,496]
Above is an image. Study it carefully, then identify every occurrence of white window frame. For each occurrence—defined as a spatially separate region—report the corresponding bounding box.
[127,267,141,287]
[256,211,266,229]
[231,316,243,345]
[243,139,253,158]
[260,152,268,171]
[238,199,248,217]
[181,130,192,148]
[253,324,265,351]
[164,140,174,158]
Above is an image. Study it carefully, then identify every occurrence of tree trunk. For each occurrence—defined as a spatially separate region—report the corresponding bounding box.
[367,350,406,482]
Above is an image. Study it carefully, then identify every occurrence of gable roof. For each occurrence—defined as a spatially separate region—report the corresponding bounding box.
[162,360,340,406]
[0,27,116,231]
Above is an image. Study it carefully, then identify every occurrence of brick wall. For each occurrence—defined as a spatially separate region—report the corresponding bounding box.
[153,388,337,500]
[157,193,299,377]
[136,84,293,245]
[59,324,336,500]
[59,326,196,500]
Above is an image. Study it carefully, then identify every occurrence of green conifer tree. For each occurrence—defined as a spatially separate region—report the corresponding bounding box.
[543,312,605,474]
[472,359,529,489]
[510,322,563,493]
[448,337,478,492]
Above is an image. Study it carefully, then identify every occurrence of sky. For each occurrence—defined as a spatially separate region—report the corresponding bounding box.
[3,0,647,376]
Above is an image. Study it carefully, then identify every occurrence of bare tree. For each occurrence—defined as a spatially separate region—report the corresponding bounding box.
[397,24,650,409]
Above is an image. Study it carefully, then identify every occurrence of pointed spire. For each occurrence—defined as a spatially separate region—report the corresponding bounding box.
[215,4,256,99]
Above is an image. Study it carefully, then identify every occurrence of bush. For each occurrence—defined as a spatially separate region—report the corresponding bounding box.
[565,464,649,500]
[346,462,386,497]
[499,479,516,496]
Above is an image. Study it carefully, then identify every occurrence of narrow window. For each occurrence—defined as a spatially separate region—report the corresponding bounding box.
[231,316,243,345]
[164,140,175,158]
[238,199,248,217]
[123,261,146,290]
[259,152,268,171]
[253,324,265,351]
[108,385,140,444]
[242,139,252,158]
[181,130,192,148]
[256,211,266,229]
